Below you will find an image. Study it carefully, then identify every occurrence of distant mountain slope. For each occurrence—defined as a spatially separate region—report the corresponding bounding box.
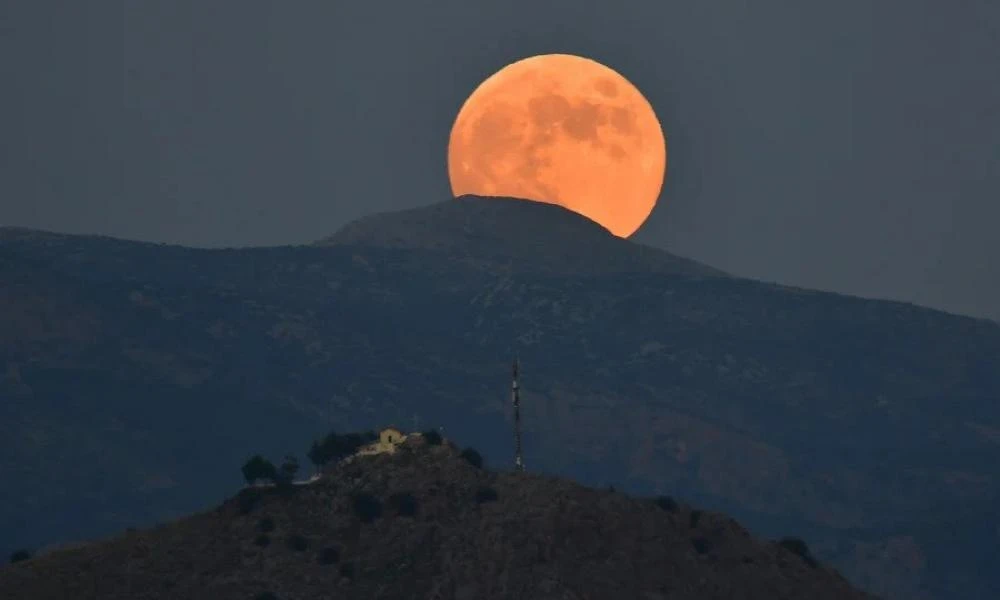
[316,195,727,277]
[0,435,872,600]
[1,198,998,599]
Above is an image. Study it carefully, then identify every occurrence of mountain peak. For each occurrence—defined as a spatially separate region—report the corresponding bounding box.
[316,195,726,277]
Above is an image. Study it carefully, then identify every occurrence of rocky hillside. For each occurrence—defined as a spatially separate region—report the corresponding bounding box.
[0,434,871,600]
[1,197,998,598]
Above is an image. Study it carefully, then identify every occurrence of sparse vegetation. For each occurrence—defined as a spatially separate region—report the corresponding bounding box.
[306,441,326,470]
[308,431,378,469]
[460,447,483,469]
[422,429,443,445]
[388,491,418,517]
[352,492,383,523]
[257,517,275,533]
[655,495,679,513]
[777,537,819,568]
[475,487,499,504]
[0,424,873,600]
[287,534,309,552]
[241,455,278,486]
[317,546,340,565]
[8,549,32,563]
[277,455,300,486]
[690,510,703,528]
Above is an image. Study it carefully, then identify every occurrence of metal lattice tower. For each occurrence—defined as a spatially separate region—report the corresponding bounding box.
[512,357,524,472]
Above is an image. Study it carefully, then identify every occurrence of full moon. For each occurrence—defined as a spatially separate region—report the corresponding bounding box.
[448,53,667,238]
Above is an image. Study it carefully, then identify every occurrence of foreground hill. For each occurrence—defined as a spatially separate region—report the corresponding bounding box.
[1,196,998,598]
[0,435,871,600]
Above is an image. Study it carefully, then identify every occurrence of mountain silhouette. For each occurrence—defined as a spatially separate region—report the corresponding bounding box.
[1,196,998,599]
[316,195,726,277]
[0,433,872,600]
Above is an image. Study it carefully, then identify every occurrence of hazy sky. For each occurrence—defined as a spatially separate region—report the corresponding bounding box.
[2,1,998,321]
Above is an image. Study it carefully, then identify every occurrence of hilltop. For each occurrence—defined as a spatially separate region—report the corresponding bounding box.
[0,433,871,600]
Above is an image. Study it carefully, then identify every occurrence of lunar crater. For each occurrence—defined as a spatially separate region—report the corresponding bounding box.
[594,77,619,97]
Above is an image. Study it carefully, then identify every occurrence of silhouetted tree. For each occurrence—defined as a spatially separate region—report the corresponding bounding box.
[307,440,327,471]
[9,549,32,563]
[422,430,443,445]
[277,455,300,485]
[241,455,277,486]
[307,430,380,468]
[460,447,483,469]
[343,431,376,452]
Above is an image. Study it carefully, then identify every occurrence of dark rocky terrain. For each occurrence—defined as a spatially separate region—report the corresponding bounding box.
[1,196,998,598]
[0,434,872,600]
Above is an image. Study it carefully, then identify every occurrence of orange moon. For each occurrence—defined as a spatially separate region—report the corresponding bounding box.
[448,53,667,238]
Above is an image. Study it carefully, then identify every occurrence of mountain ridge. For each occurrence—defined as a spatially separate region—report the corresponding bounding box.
[316,195,729,277]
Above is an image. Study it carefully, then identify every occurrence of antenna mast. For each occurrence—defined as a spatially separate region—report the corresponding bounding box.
[512,357,524,472]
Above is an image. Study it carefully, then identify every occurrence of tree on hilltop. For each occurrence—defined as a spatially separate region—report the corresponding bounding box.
[307,440,327,471]
[277,455,300,485]
[9,549,32,563]
[307,430,379,469]
[422,429,443,445]
[460,447,484,469]
[241,455,278,486]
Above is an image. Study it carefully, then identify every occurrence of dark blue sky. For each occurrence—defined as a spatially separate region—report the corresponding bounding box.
[1,1,998,321]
